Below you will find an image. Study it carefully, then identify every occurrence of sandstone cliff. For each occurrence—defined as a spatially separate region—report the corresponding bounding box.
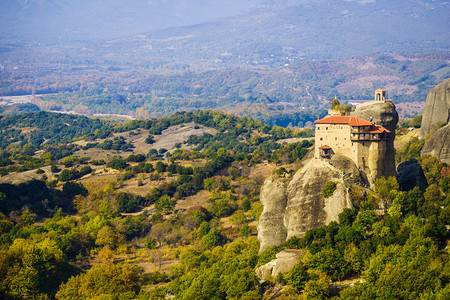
[257,179,288,251]
[258,155,361,252]
[351,101,398,182]
[421,123,450,164]
[419,78,450,139]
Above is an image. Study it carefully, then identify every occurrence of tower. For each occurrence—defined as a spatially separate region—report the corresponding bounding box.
[374,89,386,102]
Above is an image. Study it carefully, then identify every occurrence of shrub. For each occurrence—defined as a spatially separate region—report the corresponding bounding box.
[322,181,337,198]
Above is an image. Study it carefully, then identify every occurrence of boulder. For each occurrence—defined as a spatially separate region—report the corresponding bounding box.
[397,159,428,192]
[421,123,450,164]
[419,78,450,139]
[255,249,303,282]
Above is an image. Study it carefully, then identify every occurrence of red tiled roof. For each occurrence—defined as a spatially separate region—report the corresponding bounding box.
[369,125,391,133]
[314,116,373,126]
[319,145,332,149]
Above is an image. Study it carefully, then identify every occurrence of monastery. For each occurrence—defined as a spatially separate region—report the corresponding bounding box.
[314,89,392,175]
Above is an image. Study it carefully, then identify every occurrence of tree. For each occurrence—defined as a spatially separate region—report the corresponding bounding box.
[155,161,167,173]
[338,208,358,226]
[107,156,128,170]
[201,228,221,249]
[56,263,142,299]
[374,176,400,212]
[150,222,171,247]
[62,181,88,198]
[303,270,331,299]
[286,261,309,292]
[322,181,337,198]
[155,195,175,214]
[0,238,77,299]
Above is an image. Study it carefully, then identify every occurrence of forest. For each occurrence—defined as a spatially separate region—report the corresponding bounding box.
[0,110,448,299]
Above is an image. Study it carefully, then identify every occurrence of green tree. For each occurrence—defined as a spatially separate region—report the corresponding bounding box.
[155,195,175,214]
[56,263,142,299]
[322,181,337,198]
[374,176,400,211]
[201,228,221,249]
[0,238,77,299]
[303,270,331,299]
[62,181,88,198]
[286,261,309,292]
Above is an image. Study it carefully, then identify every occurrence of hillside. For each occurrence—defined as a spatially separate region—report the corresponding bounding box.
[0,109,448,299]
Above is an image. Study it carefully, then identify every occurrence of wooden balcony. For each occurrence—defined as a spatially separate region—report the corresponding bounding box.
[351,133,384,141]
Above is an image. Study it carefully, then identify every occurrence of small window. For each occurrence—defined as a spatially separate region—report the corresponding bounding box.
[335,137,337,140]
[320,138,323,141]
[326,127,328,130]
[317,126,320,130]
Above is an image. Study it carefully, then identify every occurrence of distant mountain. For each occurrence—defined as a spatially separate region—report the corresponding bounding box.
[1,0,448,65]
[110,0,449,64]
[0,0,265,41]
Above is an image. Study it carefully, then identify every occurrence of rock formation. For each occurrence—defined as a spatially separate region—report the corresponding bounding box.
[397,159,428,191]
[419,79,450,164]
[419,78,450,139]
[350,100,398,182]
[421,123,450,164]
[257,97,397,252]
[255,249,303,282]
[258,155,361,252]
[257,179,288,251]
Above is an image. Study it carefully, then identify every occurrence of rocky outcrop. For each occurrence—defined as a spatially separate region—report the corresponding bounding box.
[258,155,359,252]
[351,100,398,181]
[397,159,428,191]
[421,123,450,164]
[255,249,303,282]
[419,78,450,139]
[257,179,288,251]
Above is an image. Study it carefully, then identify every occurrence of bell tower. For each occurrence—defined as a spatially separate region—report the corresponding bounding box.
[374,89,386,102]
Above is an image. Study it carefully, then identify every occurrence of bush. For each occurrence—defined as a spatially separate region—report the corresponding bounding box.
[322,181,337,198]
[51,165,61,173]
[144,238,157,249]
[107,156,128,170]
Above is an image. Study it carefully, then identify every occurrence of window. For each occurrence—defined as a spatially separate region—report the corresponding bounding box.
[326,127,328,130]
[335,137,337,140]
[320,138,323,141]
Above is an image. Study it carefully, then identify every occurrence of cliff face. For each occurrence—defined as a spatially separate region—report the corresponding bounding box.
[419,78,450,139]
[421,123,450,164]
[350,101,398,182]
[258,155,360,252]
[257,179,288,251]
